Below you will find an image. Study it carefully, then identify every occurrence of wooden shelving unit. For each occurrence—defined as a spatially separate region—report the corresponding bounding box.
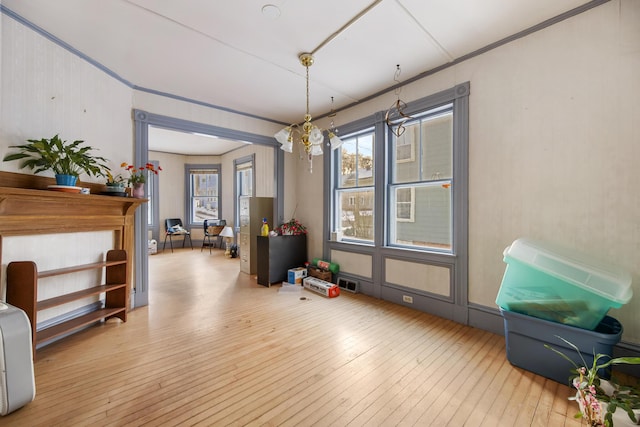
[0,171,145,355]
[6,249,129,353]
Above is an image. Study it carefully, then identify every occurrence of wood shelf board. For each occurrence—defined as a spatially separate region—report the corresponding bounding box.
[36,307,126,344]
[38,260,127,278]
[37,283,127,311]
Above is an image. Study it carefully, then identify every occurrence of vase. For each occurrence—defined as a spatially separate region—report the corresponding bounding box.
[132,183,145,198]
[55,174,78,187]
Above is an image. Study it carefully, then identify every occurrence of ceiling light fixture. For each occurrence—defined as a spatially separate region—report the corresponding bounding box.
[274,53,342,173]
[261,4,281,19]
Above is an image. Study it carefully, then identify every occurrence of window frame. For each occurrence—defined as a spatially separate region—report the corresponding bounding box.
[234,154,255,235]
[184,163,222,229]
[325,82,469,318]
[387,104,454,252]
[326,82,468,256]
[332,126,376,244]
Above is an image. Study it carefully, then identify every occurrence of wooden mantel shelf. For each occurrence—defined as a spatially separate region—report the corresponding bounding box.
[0,185,145,236]
[0,171,145,236]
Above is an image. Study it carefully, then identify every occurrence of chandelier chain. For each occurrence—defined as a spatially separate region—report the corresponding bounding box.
[306,64,310,116]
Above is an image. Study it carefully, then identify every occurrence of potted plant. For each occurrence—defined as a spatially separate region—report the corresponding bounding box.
[546,337,640,426]
[104,171,127,194]
[276,218,307,235]
[120,162,162,198]
[3,134,109,186]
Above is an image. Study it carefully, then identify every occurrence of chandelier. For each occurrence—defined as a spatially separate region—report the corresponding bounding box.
[274,53,342,171]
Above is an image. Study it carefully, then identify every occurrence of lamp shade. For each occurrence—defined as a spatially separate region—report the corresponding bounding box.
[274,127,290,144]
[329,132,343,149]
[310,143,323,156]
[220,226,234,238]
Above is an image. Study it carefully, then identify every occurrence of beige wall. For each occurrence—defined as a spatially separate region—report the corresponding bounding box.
[150,143,276,241]
[304,0,640,341]
[0,15,133,178]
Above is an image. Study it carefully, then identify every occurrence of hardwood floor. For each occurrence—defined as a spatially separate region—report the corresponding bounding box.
[4,248,589,426]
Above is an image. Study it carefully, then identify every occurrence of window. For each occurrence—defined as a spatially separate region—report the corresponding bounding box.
[235,156,254,230]
[389,106,453,251]
[186,164,221,225]
[237,162,253,198]
[334,129,375,242]
[329,83,468,257]
[147,160,160,228]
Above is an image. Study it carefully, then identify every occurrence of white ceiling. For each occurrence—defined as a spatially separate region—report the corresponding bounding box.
[3,0,597,154]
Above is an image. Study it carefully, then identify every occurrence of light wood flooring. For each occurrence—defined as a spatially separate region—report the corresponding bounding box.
[4,247,592,426]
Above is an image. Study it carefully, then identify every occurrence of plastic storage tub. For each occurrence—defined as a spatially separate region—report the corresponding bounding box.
[495,238,632,330]
[501,308,622,385]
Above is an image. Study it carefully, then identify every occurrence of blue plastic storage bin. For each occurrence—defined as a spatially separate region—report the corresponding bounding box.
[496,238,632,330]
[501,308,622,385]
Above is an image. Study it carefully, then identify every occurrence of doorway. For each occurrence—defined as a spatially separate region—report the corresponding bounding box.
[133,109,284,308]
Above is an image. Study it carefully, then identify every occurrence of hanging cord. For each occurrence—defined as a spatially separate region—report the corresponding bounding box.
[393,65,403,98]
[327,97,338,146]
[306,64,310,117]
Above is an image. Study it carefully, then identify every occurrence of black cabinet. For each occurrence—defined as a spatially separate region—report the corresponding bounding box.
[257,235,307,286]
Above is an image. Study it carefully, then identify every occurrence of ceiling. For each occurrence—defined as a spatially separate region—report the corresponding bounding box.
[3,0,598,154]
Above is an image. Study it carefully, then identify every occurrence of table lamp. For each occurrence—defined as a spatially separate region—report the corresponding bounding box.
[219,226,235,257]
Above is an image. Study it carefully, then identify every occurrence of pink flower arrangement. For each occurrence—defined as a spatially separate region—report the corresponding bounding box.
[121,162,162,185]
[572,367,604,426]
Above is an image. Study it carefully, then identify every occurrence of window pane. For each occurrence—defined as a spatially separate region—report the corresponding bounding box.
[190,169,219,223]
[358,133,374,185]
[339,139,358,188]
[239,168,252,196]
[421,112,453,180]
[393,122,420,183]
[393,110,453,183]
[390,183,451,250]
[337,188,374,242]
[147,171,154,225]
[193,197,218,222]
[335,129,375,243]
[339,132,374,188]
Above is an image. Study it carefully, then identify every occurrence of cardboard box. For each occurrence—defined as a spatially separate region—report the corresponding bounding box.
[287,267,307,284]
[303,277,340,298]
[307,266,331,282]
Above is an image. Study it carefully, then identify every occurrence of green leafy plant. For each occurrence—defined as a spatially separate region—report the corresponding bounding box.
[3,134,109,178]
[546,336,640,426]
[105,171,127,187]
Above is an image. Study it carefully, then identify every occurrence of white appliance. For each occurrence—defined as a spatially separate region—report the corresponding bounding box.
[0,302,36,416]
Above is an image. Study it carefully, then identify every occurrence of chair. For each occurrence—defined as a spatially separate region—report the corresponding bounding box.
[201,219,226,253]
[163,218,193,252]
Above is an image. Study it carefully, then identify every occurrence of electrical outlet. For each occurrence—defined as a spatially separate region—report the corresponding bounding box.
[402,295,413,304]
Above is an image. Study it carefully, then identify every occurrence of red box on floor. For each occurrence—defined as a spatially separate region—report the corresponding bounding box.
[303,277,339,298]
